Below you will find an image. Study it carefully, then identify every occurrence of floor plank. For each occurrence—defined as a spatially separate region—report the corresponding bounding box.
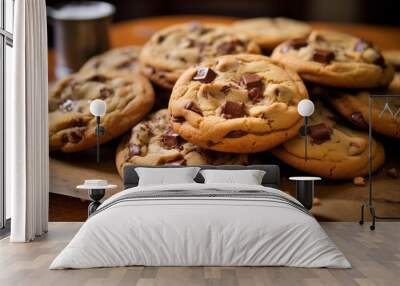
[0,222,399,286]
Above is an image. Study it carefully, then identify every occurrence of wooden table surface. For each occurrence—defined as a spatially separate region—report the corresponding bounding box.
[49,16,400,221]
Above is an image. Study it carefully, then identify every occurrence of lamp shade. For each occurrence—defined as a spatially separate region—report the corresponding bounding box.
[90,99,106,117]
[297,99,315,117]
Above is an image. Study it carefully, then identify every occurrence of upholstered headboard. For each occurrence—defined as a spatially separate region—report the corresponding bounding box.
[122,165,281,190]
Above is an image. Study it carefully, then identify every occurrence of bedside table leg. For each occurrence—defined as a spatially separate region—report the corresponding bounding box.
[88,189,105,216]
[296,181,314,210]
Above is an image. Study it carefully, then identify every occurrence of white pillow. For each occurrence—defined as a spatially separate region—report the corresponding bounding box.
[200,169,266,185]
[135,167,200,186]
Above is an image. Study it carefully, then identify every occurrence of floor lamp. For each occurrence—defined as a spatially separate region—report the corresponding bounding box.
[359,94,400,230]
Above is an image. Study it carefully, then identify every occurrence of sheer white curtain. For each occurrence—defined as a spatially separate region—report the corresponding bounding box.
[8,0,49,242]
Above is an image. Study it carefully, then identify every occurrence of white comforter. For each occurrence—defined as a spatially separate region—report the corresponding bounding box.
[50,183,350,269]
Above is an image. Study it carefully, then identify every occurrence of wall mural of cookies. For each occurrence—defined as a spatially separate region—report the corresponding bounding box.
[48,19,400,222]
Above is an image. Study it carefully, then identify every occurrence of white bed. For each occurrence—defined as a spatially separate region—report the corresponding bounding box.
[50,165,350,269]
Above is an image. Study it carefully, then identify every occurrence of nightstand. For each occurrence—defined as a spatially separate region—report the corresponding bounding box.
[77,180,117,216]
[289,176,321,210]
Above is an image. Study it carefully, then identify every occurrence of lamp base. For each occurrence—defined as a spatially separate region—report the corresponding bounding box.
[88,189,105,216]
[298,125,308,136]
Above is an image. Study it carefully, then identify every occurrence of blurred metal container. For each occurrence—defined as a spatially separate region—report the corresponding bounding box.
[48,1,115,79]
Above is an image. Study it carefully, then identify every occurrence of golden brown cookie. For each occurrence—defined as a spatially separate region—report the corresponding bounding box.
[115,109,249,177]
[272,101,385,180]
[271,30,394,88]
[80,46,142,75]
[168,54,308,153]
[233,17,311,51]
[49,71,155,152]
[140,22,261,89]
[322,85,400,139]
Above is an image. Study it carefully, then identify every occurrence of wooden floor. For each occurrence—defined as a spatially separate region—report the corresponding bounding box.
[0,223,399,286]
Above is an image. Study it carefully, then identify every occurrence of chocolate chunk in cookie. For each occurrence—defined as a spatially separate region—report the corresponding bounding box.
[172,116,186,123]
[160,133,181,149]
[195,41,208,52]
[66,127,85,144]
[221,101,246,119]
[240,74,264,103]
[88,74,108,83]
[116,59,138,69]
[248,87,263,103]
[350,112,368,129]
[217,40,243,54]
[217,42,235,54]
[354,39,372,52]
[220,85,231,94]
[309,123,333,143]
[59,99,76,112]
[167,158,187,166]
[192,67,217,83]
[99,87,112,99]
[224,130,248,138]
[374,53,386,67]
[240,74,263,89]
[185,101,203,115]
[188,22,203,32]
[288,38,308,50]
[313,49,335,64]
[156,35,165,44]
[128,144,141,157]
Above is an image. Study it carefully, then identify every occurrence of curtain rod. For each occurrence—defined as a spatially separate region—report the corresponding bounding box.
[369,94,400,98]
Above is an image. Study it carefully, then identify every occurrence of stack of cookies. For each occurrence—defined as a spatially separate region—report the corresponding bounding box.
[268,30,396,179]
[49,19,399,181]
[49,46,155,152]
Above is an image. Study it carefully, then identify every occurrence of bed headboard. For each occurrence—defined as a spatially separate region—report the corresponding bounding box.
[122,165,281,190]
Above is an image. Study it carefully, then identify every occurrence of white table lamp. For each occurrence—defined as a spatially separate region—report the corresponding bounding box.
[297,99,315,161]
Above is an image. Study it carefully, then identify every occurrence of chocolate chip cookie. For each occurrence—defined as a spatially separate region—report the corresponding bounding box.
[49,71,155,152]
[115,109,249,176]
[168,54,308,153]
[271,30,395,88]
[80,46,142,75]
[272,101,385,180]
[322,86,400,139]
[140,22,261,89]
[233,17,311,51]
